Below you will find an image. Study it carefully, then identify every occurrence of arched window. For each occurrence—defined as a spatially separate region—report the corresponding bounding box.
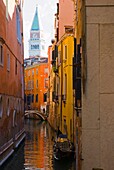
[13,109,17,127]
[0,95,3,118]
[7,98,10,116]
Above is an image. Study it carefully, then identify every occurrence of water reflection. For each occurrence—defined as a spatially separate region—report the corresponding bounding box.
[1,119,76,170]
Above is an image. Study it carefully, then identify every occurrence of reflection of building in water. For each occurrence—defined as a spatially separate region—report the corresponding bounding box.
[24,123,45,169]
[36,126,44,168]
[43,125,54,170]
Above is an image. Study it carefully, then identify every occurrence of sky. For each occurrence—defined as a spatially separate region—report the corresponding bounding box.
[23,0,58,58]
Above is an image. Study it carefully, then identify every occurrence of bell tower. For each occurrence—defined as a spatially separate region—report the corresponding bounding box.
[29,6,46,58]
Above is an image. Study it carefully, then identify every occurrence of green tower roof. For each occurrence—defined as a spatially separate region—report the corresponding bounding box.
[31,7,40,31]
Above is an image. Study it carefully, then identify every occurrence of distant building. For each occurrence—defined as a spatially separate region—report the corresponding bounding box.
[29,6,47,58]
[24,63,49,112]
[0,0,25,166]
[24,6,50,113]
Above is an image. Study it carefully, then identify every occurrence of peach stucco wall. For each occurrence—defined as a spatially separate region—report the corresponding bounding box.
[59,0,74,39]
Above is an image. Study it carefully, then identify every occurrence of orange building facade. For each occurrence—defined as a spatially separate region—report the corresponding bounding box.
[24,63,49,113]
[0,0,25,166]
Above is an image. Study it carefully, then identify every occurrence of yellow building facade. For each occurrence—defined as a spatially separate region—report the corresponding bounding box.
[56,33,74,141]
[47,69,56,128]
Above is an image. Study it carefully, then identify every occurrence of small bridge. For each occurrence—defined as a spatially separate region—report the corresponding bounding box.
[24,110,47,121]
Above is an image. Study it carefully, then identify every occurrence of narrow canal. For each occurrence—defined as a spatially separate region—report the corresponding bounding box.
[1,119,76,170]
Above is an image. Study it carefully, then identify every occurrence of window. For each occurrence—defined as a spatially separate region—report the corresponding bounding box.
[28,70,30,76]
[25,82,27,90]
[32,94,34,103]
[70,119,72,140]
[36,94,38,102]
[19,99,22,113]
[65,74,67,95]
[0,95,3,118]
[64,45,67,60]
[16,8,21,43]
[28,80,31,90]
[44,93,47,102]
[15,58,17,74]
[31,45,39,49]
[32,69,34,76]
[13,109,16,127]
[32,80,34,89]
[24,72,26,77]
[42,45,44,50]
[7,54,10,71]
[63,118,67,135]
[63,74,67,100]
[24,94,26,103]
[36,80,38,88]
[0,44,3,66]
[36,68,38,74]
[6,0,9,20]
[58,51,61,66]
[44,68,48,74]
[44,78,48,88]
[7,98,10,116]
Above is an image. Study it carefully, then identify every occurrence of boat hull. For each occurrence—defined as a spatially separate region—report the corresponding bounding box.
[53,148,74,161]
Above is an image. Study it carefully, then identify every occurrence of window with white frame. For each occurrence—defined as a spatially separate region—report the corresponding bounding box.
[7,54,10,71]
[0,44,3,66]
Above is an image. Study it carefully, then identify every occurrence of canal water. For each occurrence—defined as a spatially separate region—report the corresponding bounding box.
[1,119,76,170]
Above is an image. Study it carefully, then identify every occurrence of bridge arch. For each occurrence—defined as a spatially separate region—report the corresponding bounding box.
[25,110,47,121]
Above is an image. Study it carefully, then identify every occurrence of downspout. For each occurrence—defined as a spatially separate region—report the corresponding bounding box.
[60,41,63,130]
[73,37,77,143]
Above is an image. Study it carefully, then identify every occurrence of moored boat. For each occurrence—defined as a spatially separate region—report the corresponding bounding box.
[53,134,75,161]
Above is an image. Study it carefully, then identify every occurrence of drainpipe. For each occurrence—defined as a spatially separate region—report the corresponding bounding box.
[60,41,63,131]
[73,37,77,144]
